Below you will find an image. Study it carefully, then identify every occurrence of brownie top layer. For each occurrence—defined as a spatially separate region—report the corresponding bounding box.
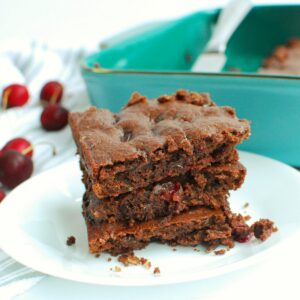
[69,90,250,172]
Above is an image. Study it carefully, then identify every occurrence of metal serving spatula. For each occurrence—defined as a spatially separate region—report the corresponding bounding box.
[191,0,252,73]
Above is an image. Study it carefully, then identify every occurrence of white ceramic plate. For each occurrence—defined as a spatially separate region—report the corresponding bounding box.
[0,151,300,286]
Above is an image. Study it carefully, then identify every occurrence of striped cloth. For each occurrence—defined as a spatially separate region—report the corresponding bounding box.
[0,39,95,299]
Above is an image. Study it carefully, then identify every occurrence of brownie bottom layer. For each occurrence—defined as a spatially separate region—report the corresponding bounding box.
[85,207,232,255]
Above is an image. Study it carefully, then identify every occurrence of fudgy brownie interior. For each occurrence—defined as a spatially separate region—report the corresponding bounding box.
[83,161,246,225]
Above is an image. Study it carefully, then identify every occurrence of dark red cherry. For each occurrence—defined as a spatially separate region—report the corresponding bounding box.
[0,189,6,202]
[40,104,69,131]
[1,138,33,157]
[0,150,33,189]
[1,84,29,109]
[40,81,63,105]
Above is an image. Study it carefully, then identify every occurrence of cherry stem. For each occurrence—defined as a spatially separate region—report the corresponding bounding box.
[22,145,33,156]
[1,89,10,111]
[36,141,57,156]
[50,88,60,105]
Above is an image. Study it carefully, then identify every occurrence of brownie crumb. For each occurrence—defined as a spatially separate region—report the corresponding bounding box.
[114,266,122,272]
[220,238,235,249]
[244,215,251,221]
[140,257,147,264]
[251,219,278,241]
[140,257,152,269]
[66,236,76,246]
[230,214,252,243]
[95,254,100,258]
[118,254,141,266]
[172,248,177,252]
[117,254,152,270]
[157,95,172,103]
[142,259,151,270]
[288,38,300,47]
[193,248,200,252]
[205,241,219,253]
[107,257,112,262]
[126,92,147,107]
[153,267,160,276]
[243,202,249,209]
[214,249,226,255]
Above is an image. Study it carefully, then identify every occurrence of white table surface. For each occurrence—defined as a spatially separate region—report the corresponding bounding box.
[1,0,300,299]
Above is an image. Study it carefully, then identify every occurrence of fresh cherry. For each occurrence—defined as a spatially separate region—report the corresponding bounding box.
[0,150,33,189]
[40,81,63,105]
[1,84,29,109]
[40,104,69,131]
[1,138,33,157]
[0,189,6,202]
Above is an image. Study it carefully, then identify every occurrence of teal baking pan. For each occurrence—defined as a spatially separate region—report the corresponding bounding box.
[81,5,300,166]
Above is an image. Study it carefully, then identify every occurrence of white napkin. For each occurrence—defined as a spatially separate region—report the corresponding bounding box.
[0,39,96,299]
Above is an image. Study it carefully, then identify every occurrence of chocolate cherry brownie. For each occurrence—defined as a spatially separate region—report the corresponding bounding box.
[70,90,276,255]
[69,90,250,199]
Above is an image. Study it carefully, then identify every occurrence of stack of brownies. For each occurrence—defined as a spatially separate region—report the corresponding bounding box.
[69,90,253,255]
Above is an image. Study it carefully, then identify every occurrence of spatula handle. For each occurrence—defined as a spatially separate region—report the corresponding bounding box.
[206,0,252,53]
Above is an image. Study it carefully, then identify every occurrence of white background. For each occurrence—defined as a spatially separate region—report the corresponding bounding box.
[0,0,299,45]
[0,0,300,299]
